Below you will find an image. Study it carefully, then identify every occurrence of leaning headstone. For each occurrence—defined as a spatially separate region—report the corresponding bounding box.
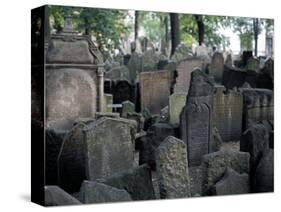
[240,123,270,172]
[180,69,214,166]
[45,186,81,206]
[79,181,132,204]
[98,164,156,200]
[201,149,250,195]
[213,167,249,195]
[254,149,274,192]
[213,85,243,142]
[155,136,191,199]
[140,70,173,114]
[121,100,135,117]
[209,52,224,83]
[58,117,137,193]
[169,93,187,125]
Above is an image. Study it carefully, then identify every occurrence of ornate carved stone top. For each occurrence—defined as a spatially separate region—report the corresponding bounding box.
[46,16,103,65]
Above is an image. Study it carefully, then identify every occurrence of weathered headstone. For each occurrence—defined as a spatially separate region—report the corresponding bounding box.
[240,123,270,183]
[127,52,142,83]
[180,69,214,166]
[209,52,224,83]
[174,57,208,94]
[202,150,250,195]
[155,136,191,199]
[112,80,135,106]
[45,186,81,206]
[171,43,192,63]
[254,149,274,192]
[98,164,156,200]
[46,128,66,185]
[246,57,260,73]
[58,117,137,193]
[225,54,233,66]
[169,93,187,125]
[46,22,104,130]
[213,85,243,142]
[140,70,173,114]
[121,100,135,117]
[241,88,274,131]
[79,181,132,204]
[141,49,160,72]
[139,122,176,169]
[213,167,249,195]
[103,93,113,112]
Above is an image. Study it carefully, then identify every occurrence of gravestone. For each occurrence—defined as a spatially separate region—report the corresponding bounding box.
[169,93,187,125]
[58,117,137,193]
[45,128,66,185]
[140,70,173,114]
[240,88,274,131]
[254,149,274,192]
[113,80,135,106]
[180,69,214,166]
[155,136,191,199]
[98,164,156,201]
[121,100,135,117]
[213,85,243,142]
[139,122,177,169]
[127,52,142,83]
[246,57,260,73]
[103,93,113,112]
[240,123,270,182]
[79,181,132,204]
[171,43,192,63]
[213,167,249,195]
[209,52,224,83]
[201,150,250,195]
[141,49,160,72]
[46,18,104,130]
[104,65,131,82]
[174,57,208,94]
[45,186,81,206]
[225,54,233,66]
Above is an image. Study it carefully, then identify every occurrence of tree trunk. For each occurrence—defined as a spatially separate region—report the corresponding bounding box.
[84,17,90,35]
[134,11,139,41]
[253,18,259,56]
[194,15,204,45]
[170,13,180,56]
[164,16,169,43]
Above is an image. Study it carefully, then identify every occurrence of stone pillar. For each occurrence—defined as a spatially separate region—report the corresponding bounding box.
[97,66,105,112]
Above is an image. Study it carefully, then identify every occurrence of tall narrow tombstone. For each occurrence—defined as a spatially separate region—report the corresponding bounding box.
[58,117,137,193]
[180,69,214,166]
[209,52,224,83]
[155,136,191,199]
[213,85,243,142]
[169,93,187,125]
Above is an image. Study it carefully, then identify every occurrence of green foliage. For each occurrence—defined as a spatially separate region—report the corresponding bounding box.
[48,6,131,52]
[180,14,231,48]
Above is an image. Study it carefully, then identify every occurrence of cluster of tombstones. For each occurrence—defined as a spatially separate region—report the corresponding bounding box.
[42,44,274,206]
